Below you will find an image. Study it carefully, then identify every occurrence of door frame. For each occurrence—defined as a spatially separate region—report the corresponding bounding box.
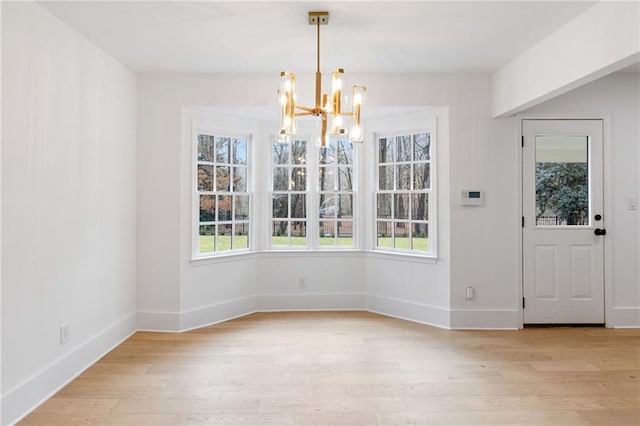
[516,114,613,328]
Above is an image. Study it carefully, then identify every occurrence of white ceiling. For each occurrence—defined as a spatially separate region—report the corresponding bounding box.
[38,1,599,75]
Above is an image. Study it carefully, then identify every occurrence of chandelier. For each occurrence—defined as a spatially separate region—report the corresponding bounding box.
[278,11,366,147]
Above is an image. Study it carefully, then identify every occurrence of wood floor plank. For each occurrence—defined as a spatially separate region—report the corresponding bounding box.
[19,312,640,425]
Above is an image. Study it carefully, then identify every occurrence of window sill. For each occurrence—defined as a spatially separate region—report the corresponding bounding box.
[365,249,439,264]
[191,250,257,266]
[191,249,438,265]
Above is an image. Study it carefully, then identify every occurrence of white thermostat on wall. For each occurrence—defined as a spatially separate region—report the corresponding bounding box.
[460,189,484,206]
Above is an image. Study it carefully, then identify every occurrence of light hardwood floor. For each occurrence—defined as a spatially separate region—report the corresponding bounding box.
[20,311,640,425]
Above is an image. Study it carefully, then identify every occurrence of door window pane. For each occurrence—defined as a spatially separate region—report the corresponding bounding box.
[535,136,589,226]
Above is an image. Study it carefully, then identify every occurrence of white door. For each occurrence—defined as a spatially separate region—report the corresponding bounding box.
[522,119,605,324]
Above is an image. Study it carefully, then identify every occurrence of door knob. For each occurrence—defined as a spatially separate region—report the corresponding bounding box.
[594,228,607,236]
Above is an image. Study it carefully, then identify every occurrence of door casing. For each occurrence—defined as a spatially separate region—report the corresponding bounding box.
[516,114,613,328]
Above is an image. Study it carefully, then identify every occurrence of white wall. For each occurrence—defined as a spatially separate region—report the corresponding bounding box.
[0,2,3,421]
[1,3,138,424]
[524,72,640,327]
[492,1,640,117]
[137,76,275,330]
[137,73,519,331]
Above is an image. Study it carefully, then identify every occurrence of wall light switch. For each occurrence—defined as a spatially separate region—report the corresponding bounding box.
[628,196,637,211]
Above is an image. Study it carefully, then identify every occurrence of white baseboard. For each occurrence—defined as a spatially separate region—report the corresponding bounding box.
[609,307,640,328]
[179,296,258,332]
[366,294,450,329]
[449,308,521,329]
[136,293,366,334]
[1,313,137,426]
[137,297,258,333]
[137,310,180,332]
[257,293,365,312]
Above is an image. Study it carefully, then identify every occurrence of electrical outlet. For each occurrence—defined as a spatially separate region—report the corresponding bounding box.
[298,277,307,289]
[60,324,70,345]
[465,286,475,301]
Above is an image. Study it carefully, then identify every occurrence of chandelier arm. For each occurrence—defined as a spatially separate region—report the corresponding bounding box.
[314,18,322,114]
[296,105,315,113]
[294,111,315,117]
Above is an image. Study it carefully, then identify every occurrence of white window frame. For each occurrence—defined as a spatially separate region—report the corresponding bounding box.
[317,139,358,250]
[268,132,359,251]
[373,125,437,257]
[192,124,253,259]
[269,136,310,249]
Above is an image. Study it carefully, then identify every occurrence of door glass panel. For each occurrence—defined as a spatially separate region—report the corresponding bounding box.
[535,135,589,226]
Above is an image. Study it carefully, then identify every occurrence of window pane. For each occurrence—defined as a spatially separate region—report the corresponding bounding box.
[291,193,306,218]
[319,144,336,165]
[233,139,247,165]
[413,163,430,190]
[217,195,232,221]
[272,194,288,218]
[197,165,214,191]
[319,221,335,245]
[379,166,394,190]
[233,223,249,249]
[291,221,306,245]
[291,167,306,190]
[273,142,289,164]
[396,135,411,162]
[199,195,216,222]
[272,221,289,245]
[535,135,589,226]
[377,194,392,218]
[292,140,307,165]
[379,138,394,163]
[396,164,411,190]
[218,223,232,250]
[411,193,429,221]
[338,194,353,218]
[273,167,289,191]
[395,223,409,248]
[319,167,334,191]
[412,223,429,251]
[414,133,430,161]
[216,137,230,163]
[394,193,409,219]
[233,167,247,192]
[377,221,392,247]
[337,167,353,191]
[337,221,354,246]
[319,194,337,218]
[199,225,215,253]
[197,135,215,162]
[216,166,230,191]
[234,195,249,220]
[337,141,353,165]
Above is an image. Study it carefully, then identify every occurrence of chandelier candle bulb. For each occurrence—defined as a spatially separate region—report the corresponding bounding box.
[331,69,344,115]
[350,85,366,143]
[279,71,296,136]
